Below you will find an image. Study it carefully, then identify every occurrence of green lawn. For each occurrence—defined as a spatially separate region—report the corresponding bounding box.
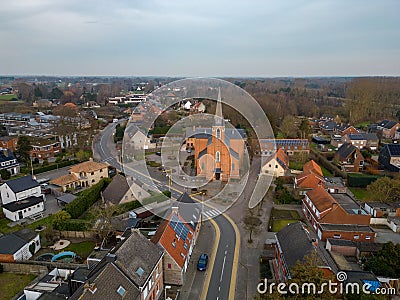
[63,241,96,259]
[289,161,304,171]
[270,209,302,232]
[350,187,368,200]
[0,94,17,101]
[0,273,36,300]
[321,166,333,177]
[271,219,299,232]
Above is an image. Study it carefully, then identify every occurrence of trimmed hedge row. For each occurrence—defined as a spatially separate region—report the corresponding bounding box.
[347,173,380,188]
[54,219,90,231]
[33,160,79,174]
[65,178,111,219]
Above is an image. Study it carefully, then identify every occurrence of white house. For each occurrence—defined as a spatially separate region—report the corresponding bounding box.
[183,101,192,110]
[0,175,45,221]
[128,130,156,150]
[0,228,41,262]
[261,148,289,177]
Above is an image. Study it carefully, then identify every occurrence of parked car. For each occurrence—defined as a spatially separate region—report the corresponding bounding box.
[197,253,208,271]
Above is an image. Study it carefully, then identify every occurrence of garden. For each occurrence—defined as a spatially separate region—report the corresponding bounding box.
[269,208,302,232]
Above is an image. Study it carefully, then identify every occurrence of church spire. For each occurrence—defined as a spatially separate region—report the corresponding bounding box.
[214,88,224,126]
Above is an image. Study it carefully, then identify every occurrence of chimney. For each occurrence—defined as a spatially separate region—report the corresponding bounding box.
[332,203,338,210]
[105,253,116,263]
[89,157,93,162]
[172,206,179,214]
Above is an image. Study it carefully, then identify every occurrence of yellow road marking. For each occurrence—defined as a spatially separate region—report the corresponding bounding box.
[200,217,220,300]
[224,213,240,300]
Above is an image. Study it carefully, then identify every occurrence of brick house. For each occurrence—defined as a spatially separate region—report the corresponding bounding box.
[377,120,400,139]
[272,222,336,282]
[340,126,359,137]
[294,160,325,195]
[342,133,379,151]
[0,136,18,151]
[363,202,400,218]
[261,148,289,177]
[30,138,62,163]
[50,159,109,192]
[378,144,400,172]
[71,229,164,300]
[334,143,364,172]
[302,187,374,242]
[258,139,310,156]
[151,193,201,286]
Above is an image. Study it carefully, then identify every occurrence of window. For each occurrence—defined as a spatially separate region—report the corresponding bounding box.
[232,163,235,171]
[216,128,221,139]
[275,165,278,168]
[92,179,95,183]
[333,234,341,239]
[117,286,126,296]
[269,164,271,168]
[91,172,94,175]
[354,235,359,239]
[201,162,205,170]
[136,267,144,277]
[100,169,103,172]
[167,263,172,269]
[216,151,220,162]
[365,236,371,240]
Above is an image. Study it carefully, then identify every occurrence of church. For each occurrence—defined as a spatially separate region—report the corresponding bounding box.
[185,90,246,182]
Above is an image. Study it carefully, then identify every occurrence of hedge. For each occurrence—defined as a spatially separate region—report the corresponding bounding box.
[347,173,380,188]
[53,219,90,231]
[33,160,79,175]
[65,178,111,218]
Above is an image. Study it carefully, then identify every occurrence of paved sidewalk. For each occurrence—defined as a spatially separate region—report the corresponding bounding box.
[179,220,216,300]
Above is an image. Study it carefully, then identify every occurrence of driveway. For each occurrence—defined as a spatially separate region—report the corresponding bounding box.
[373,227,400,244]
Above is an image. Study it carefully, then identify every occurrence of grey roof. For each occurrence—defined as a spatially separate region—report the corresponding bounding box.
[229,147,239,160]
[56,193,77,204]
[2,196,44,212]
[331,193,367,215]
[324,177,346,188]
[173,192,201,230]
[77,263,140,300]
[113,230,163,287]
[198,148,207,159]
[102,174,130,205]
[382,120,397,129]
[4,175,39,193]
[0,228,37,254]
[336,143,357,159]
[276,222,315,272]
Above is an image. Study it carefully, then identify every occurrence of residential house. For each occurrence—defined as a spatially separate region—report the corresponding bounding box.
[302,187,374,242]
[330,134,343,149]
[326,238,382,259]
[258,139,310,156]
[71,229,164,300]
[320,120,338,134]
[30,138,62,163]
[33,99,54,108]
[151,193,201,285]
[324,177,348,194]
[342,133,379,151]
[102,174,150,205]
[334,143,364,172]
[378,144,400,172]
[50,159,109,192]
[294,160,325,195]
[377,120,400,139]
[395,128,400,140]
[0,148,20,176]
[261,148,289,177]
[191,101,206,113]
[272,222,336,282]
[363,202,400,218]
[340,126,359,137]
[0,228,41,262]
[128,130,156,150]
[0,175,45,221]
[0,136,18,151]
[183,100,192,110]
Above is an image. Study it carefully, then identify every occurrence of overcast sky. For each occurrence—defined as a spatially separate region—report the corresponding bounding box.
[0,0,399,77]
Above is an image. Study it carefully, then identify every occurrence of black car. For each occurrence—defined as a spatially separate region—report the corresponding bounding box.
[197,253,208,271]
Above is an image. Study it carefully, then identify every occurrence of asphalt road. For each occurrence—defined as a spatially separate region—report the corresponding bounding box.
[93,122,239,300]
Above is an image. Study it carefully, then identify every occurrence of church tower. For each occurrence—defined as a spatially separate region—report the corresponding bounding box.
[212,88,225,140]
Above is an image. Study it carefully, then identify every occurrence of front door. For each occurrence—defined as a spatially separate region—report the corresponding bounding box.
[215,172,220,180]
[18,211,23,220]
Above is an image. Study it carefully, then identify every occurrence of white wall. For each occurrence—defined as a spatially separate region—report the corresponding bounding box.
[23,290,42,300]
[14,234,41,261]
[0,184,16,204]
[4,201,44,221]
[16,186,41,201]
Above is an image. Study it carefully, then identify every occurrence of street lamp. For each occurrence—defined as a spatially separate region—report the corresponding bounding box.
[164,285,171,300]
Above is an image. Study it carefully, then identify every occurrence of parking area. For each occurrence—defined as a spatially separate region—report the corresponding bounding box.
[373,227,400,244]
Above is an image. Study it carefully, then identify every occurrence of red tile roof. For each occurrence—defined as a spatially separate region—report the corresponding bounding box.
[306,186,336,213]
[303,160,323,177]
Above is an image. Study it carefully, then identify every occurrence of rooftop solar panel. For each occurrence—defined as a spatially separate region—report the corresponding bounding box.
[170,214,189,241]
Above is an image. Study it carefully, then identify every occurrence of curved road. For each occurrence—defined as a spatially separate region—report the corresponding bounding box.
[93,122,239,300]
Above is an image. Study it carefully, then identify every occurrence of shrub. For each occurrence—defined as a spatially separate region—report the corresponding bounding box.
[65,178,111,218]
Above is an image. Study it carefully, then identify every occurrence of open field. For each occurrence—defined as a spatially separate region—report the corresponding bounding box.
[0,94,17,101]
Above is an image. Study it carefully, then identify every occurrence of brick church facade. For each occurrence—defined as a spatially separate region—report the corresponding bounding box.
[185,90,246,182]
